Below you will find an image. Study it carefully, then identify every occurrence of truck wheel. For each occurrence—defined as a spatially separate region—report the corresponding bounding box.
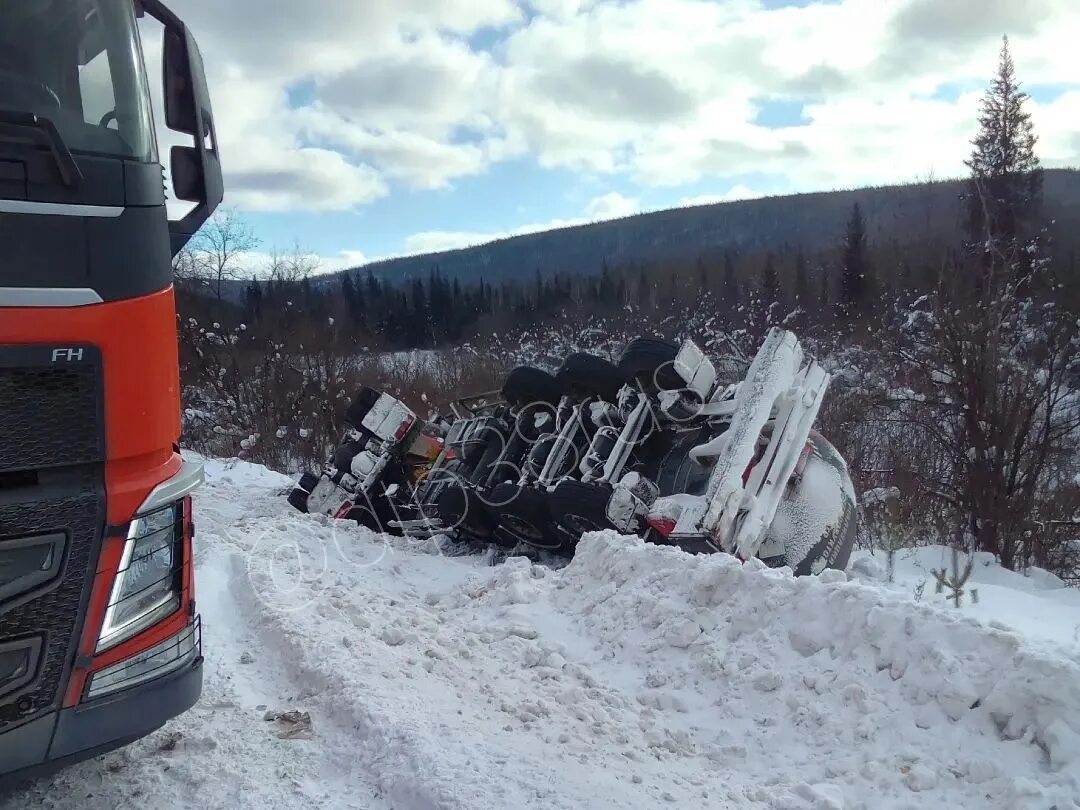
[287,487,310,513]
[333,443,358,472]
[348,498,403,536]
[502,366,561,408]
[776,431,857,576]
[555,353,626,401]
[618,337,682,391]
[514,402,557,442]
[548,479,615,545]
[436,484,497,539]
[345,386,382,429]
[789,496,857,576]
[349,505,381,532]
[488,483,561,550]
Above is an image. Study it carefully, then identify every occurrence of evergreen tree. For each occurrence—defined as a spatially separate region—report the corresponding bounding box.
[897,261,913,298]
[345,273,368,324]
[598,260,615,303]
[721,252,740,307]
[244,277,263,323]
[886,41,1080,570]
[761,254,780,305]
[794,250,809,305]
[964,35,1042,259]
[838,202,871,321]
[638,268,654,308]
[410,278,429,345]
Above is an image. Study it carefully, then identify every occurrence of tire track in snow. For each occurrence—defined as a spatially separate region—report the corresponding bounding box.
[197,543,390,810]
[0,541,387,810]
[215,546,459,810]
[193,472,494,810]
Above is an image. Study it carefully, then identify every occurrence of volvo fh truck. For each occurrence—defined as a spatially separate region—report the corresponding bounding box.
[0,0,221,780]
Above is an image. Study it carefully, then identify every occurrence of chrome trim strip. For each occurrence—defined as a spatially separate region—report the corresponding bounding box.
[0,287,104,307]
[137,459,205,515]
[0,199,124,217]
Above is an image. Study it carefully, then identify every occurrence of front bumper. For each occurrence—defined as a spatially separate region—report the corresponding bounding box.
[0,644,202,786]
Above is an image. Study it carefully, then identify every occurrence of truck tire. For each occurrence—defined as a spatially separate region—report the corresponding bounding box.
[287,487,310,513]
[784,432,857,576]
[436,484,497,540]
[514,401,557,442]
[502,366,561,408]
[348,498,403,536]
[345,386,382,429]
[488,483,561,550]
[555,353,625,400]
[618,337,682,391]
[548,479,615,544]
[333,443,358,472]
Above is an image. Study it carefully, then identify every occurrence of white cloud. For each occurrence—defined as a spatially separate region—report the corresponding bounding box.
[403,191,642,254]
[584,192,640,220]
[404,217,582,254]
[490,0,1080,189]
[161,0,1080,219]
[314,35,495,136]
[679,185,766,207]
[404,231,511,254]
[1032,91,1080,168]
[231,249,375,278]
[292,108,489,190]
[316,251,376,273]
[527,0,598,19]
[227,143,388,212]
[146,0,519,211]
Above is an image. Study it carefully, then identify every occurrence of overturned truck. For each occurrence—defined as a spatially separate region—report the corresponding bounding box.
[287,328,857,575]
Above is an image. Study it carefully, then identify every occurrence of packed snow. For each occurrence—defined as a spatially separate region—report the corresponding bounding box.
[5,455,1080,809]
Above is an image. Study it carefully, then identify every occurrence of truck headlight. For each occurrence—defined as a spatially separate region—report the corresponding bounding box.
[87,620,200,700]
[97,502,184,652]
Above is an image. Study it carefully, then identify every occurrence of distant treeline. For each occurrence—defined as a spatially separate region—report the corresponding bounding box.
[181,189,1078,351]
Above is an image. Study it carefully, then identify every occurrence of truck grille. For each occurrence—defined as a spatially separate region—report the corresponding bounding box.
[0,487,103,727]
[0,346,104,730]
[0,353,104,473]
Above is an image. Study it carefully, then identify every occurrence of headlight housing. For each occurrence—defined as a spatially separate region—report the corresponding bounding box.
[87,620,200,699]
[97,501,184,652]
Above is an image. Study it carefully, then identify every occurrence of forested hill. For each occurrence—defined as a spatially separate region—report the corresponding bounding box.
[336,169,1080,286]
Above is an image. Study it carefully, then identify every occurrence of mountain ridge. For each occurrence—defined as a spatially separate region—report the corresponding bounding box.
[324,168,1080,286]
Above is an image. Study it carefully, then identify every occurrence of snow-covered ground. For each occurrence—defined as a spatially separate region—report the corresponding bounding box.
[6,456,1080,809]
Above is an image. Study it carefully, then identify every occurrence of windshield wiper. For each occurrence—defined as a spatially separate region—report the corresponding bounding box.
[0,110,83,188]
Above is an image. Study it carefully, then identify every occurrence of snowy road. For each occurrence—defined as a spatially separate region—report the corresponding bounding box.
[5,456,1080,809]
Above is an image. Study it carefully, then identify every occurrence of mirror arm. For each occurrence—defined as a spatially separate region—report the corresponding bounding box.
[143,0,222,256]
[139,0,182,30]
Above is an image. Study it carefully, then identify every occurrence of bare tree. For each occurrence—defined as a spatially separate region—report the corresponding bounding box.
[173,207,260,301]
[266,241,321,287]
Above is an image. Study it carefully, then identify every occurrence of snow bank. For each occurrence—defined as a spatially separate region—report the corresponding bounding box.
[9,459,1080,810]
[561,534,1080,797]
[850,545,1080,653]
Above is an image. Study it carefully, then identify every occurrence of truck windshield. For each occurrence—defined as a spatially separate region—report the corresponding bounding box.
[0,0,156,162]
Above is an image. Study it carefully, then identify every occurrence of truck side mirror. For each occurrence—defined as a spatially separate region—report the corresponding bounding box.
[170,146,204,202]
[142,0,223,256]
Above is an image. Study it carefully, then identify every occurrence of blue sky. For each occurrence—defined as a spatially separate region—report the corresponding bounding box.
[169,0,1080,271]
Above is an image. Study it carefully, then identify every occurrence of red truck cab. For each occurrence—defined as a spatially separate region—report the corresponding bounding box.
[0,0,221,781]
